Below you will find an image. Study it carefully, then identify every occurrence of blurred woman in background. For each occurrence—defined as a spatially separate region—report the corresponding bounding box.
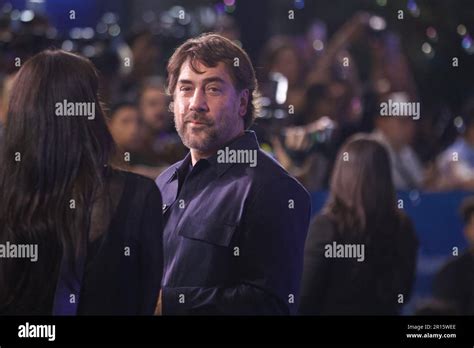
[0,49,163,315]
[299,137,418,315]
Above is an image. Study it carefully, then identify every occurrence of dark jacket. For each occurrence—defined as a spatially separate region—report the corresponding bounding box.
[433,249,474,315]
[299,213,418,315]
[74,170,163,315]
[0,170,163,316]
[156,131,311,315]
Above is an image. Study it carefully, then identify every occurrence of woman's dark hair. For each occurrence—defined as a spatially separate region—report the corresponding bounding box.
[323,136,405,304]
[0,49,115,314]
[324,136,397,234]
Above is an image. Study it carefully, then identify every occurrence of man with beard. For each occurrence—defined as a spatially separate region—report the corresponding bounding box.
[155,33,311,315]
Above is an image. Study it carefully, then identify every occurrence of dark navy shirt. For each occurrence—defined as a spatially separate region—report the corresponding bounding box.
[156,131,311,315]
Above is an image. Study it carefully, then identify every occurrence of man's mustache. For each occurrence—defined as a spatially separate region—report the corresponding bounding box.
[183,112,213,126]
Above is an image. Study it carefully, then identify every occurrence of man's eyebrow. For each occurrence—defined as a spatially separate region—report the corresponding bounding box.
[178,77,226,85]
[177,79,193,85]
[202,77,226,85]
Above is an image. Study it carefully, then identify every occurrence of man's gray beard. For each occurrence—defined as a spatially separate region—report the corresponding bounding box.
[176,122,220,153]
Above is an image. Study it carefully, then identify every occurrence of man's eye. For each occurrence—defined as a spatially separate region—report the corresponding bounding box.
[180,86,192,92]
[207,87,221,93]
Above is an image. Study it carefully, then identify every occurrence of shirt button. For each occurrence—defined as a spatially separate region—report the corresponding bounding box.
[162,203,168,211]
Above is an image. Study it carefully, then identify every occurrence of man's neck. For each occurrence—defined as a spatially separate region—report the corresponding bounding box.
[190,131,245,166]
[190,149,215,166]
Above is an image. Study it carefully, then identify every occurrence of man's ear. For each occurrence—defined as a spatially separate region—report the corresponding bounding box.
[238,89,249,117]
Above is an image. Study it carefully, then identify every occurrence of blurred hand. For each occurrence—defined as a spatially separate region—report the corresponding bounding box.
[345,11,371,42]
[305,116,336,133]
[280,116,335,153]
[283,126,311,152]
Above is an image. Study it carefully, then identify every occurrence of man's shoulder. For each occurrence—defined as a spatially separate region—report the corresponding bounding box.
[251,149,311,199]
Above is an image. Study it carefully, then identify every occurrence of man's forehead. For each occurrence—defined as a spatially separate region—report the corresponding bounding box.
[178,59,232,83]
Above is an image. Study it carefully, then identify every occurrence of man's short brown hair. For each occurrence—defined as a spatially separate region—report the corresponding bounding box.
[167,33,259,129]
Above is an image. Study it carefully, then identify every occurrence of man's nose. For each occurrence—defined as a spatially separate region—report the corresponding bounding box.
[189,88,209,113]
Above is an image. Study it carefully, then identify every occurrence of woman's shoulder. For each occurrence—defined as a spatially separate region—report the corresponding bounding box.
[394,210,419,247]
[308,213,339,242]
[112,168,158,188]
[396,211,415,233]
[311,213,336,229]
[110,168,162,202]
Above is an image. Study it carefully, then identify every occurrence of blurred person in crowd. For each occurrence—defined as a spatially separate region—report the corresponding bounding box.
[107,101,142,166]
[0,13,12,69]
[305,12,367,100]
[436,98,474,190]
[120,29,162,102]
[155,33,311,315]
[89,41,121,105]
[369,91,426,190]
[298,19,327,71]
[0,49,163,315]
[213,14,241,42]
[5,14,55,72]
[267,13,369,191]
[270,78,363,191]
[292,31,364,137]
[364,28,441,191]
[133,77,187,171]
[299,137,418,315]
[271,113,336,191]
[139,78,171,135]
[107,101,164,180]
[432,196,474,315]
[369,32,418,103]
[259,36,306,114]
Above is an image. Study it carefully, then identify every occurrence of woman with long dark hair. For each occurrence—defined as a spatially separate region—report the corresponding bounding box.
[299,136,418,315]
[0,49,163,315]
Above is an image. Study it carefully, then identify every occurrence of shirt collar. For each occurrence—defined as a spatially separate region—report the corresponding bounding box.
[167,130,260,182]
[207,130,260,177]
[166,152,192,184]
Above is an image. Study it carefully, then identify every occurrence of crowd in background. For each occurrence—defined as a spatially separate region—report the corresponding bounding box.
[1,4,474,192]
[1,1,474,315]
